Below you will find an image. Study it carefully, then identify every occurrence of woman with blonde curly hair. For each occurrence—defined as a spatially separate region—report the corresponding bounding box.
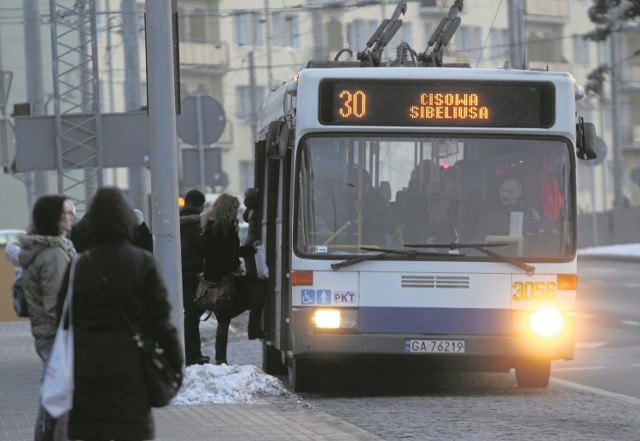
[201,194,266,365]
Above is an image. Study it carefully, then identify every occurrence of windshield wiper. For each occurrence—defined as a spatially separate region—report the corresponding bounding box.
[404,242,535,276]
[331,247,454,271]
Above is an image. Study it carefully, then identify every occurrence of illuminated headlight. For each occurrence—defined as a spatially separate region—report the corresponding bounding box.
[314,309,358,330]
[529,307,564,338]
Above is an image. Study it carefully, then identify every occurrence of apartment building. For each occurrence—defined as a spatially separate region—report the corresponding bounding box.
[1,0,638,229]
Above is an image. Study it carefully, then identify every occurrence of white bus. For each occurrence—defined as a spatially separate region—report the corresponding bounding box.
[254,5,597,392]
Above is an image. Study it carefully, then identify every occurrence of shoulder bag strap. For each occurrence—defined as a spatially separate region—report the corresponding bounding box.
[87,251,144,345]
[60,254,80,329]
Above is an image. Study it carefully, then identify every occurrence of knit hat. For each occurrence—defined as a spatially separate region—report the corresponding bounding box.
[184,189,205,208]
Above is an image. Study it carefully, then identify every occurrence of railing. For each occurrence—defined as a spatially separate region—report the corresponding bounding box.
[526,0,569,17]
[179,41,229,67]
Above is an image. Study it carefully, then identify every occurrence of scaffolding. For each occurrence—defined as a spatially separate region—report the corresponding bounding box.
[49,0,103,214]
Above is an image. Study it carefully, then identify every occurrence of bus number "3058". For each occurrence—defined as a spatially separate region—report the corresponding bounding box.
[512,281,556,301]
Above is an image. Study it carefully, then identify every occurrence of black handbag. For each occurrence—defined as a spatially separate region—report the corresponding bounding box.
[130,333,182,408]
[194,273,236,311]
[90,255,182,407]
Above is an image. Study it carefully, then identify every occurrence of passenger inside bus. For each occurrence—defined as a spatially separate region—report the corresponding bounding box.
[348,166,401,249]
[522,151,566,255]
[476,176,541,254]
[394,160,452,245]
[523,151,565,221]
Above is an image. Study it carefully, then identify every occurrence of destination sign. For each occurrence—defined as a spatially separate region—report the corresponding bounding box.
[318,79,555,128]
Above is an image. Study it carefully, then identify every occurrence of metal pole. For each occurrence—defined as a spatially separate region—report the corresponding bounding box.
[609,5,623,209]
[145,0,184,344]
[23,0,48,200]
[105,0,116,113]
[507,0,525,69]
[597,42,609,211]
[196,94,206,193]
[590,162,598,246]
[248,51,258,146]
[122,0,149,219]
[264,0,273,90]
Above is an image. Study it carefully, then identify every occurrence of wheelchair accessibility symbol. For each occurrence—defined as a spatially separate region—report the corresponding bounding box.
[301,289,332,305]
[301,289,315,305]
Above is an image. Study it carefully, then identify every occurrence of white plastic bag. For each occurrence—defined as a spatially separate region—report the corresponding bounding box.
[41,255,78,418]
[254,243,269,280]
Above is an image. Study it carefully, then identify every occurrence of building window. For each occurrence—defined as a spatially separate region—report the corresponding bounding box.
[137,3,146,41]
[234,12,263,46]
[490,29,509,61]
[457,26,482,59]
[190,9,207,43]
[236,85,265,121]
[239,160,254,193]
[527,29,563,62]
[347,19,377,51]
[272,13,300,48]
[572,34,590,65]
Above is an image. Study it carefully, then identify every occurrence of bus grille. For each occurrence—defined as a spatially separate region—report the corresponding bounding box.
[401,275,470,289]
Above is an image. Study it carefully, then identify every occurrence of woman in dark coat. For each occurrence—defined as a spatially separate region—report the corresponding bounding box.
[57,187,183,441]
[201,194,266,365]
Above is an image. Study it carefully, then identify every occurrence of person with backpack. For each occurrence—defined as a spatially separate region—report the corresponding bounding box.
[17,195,76,441]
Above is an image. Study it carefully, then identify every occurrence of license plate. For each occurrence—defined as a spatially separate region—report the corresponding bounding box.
[405,339,466,353]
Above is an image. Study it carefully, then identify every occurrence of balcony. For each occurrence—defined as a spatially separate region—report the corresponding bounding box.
[526,0,569,17]
[419,0,450,14]
[179,41,229,69]
[620,65,640,87]
[525,0,569,24]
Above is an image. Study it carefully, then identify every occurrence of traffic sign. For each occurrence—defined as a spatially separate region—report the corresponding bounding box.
[177,95,225,145]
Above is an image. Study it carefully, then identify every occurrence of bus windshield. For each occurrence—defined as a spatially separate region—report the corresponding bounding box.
[295,135,575,261]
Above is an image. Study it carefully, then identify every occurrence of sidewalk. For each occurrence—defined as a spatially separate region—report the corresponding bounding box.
[0,320,382,441]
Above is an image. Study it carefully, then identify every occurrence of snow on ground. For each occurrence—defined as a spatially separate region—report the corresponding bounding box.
[172,313,295,406]
[578,243,640,257]
[173,363,290,405]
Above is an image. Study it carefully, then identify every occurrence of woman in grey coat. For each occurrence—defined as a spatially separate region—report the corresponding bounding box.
[18,195,76,441]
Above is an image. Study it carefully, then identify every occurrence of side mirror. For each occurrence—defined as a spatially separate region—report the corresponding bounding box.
[265,120,290,159]
[576,118,597,160]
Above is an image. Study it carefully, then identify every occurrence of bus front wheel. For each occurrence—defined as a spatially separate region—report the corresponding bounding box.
[515,358,551,388]
[288,357,318,392]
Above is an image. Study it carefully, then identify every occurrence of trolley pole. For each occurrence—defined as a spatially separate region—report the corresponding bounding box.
[145,0,184,344]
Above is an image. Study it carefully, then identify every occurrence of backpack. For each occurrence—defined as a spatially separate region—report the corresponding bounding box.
[12,269,29,318]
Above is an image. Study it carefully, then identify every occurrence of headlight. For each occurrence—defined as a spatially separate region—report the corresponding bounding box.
[313,309,358,330]
[529,307,564,338]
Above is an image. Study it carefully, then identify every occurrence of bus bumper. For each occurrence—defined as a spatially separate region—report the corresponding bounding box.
[289,307,575,361]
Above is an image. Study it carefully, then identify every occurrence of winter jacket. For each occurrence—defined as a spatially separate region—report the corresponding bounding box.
[18,234,75,338]
[202,220,254,282]
[179,206,204,274]
[57,240,183,441]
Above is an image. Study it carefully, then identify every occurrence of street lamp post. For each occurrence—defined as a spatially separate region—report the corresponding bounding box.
[609,6,624,209]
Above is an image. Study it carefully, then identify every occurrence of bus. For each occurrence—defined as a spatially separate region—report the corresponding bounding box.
[253,2,597,391]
